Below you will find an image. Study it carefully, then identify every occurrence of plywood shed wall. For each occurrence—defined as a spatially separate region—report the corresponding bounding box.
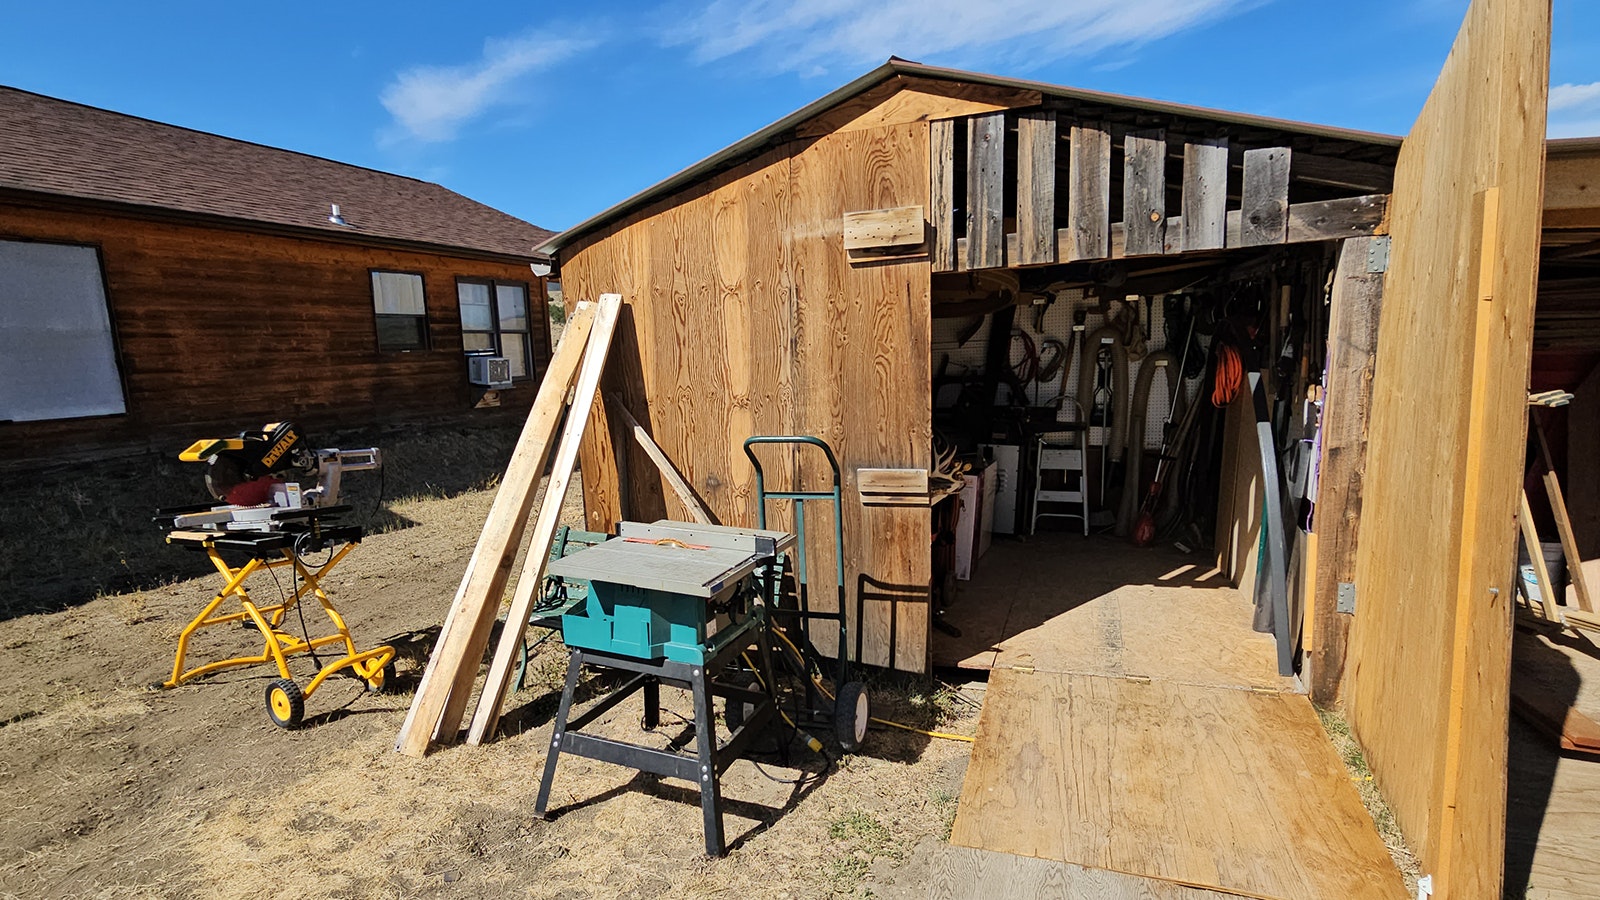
[1343,0,1550,896]
[560,121,935,672]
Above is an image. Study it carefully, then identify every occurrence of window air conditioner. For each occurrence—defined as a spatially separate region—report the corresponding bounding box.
[467,355,513,388]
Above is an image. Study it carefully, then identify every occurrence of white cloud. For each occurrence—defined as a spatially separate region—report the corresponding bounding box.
[1551,82,1600,112]
[1549,82,1600,139]
[668,0,1259,74]
[381,34,591,142]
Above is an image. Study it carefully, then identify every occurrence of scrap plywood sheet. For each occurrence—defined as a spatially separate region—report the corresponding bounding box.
[1342,0,1550,895]
[951,668,1407,900]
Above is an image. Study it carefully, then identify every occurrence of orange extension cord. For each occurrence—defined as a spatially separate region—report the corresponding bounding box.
[1212,343,1243,407]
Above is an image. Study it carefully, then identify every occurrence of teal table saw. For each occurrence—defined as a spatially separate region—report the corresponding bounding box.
[533,520,794,856]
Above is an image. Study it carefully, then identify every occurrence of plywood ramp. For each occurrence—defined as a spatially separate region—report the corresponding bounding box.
[934,536,1286,691]
[951,668,1407,900]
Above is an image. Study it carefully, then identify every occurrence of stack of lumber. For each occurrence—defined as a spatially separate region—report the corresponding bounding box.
[393,294,621,757]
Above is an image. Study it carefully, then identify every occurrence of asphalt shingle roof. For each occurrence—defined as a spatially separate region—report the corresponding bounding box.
[0,86,552,259]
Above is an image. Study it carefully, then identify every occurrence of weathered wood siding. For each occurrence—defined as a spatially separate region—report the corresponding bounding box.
[1343,0,1550,895]
[0,199,549,465]
[562,121,934,672]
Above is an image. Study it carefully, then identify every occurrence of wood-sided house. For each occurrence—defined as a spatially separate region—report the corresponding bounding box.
[0,85,555,468]
[539,1,1582,894]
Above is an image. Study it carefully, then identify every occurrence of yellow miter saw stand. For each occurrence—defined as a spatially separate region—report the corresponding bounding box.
[155,422,394,729]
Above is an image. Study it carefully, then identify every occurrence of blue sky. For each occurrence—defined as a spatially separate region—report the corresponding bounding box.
[2,1,1596,233]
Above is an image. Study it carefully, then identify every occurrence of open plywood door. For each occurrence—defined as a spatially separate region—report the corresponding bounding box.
[1343,0,1549,897]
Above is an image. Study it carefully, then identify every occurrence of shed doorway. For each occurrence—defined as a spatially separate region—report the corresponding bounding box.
[926,241,1347,687]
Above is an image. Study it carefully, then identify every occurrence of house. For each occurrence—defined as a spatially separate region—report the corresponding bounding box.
[538,0,1583,895]
[0,86,555,468]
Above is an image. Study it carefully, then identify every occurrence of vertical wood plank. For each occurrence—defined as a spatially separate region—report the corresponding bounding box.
[1016,111,1057,266]
[930,118,958,272]
[1180,138,1228,251]
[1122,129,1166,256]
[1067,123,1111,262]
[966,112,1006,270]
[1240,147,1292,246]
[1309,237,1384,705]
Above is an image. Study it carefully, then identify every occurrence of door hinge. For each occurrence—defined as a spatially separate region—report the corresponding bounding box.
[1337,581,1357,614]
[1365,236,1391,273]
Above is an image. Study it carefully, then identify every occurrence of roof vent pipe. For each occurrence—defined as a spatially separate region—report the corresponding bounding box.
[328,204,348,226]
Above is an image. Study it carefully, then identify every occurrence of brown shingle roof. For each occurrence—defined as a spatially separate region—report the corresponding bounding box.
[0,85,551,259]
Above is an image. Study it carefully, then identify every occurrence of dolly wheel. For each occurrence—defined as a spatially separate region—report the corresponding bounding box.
[366,660,398,694]
[265,679,304,729]
[834,681,870,752]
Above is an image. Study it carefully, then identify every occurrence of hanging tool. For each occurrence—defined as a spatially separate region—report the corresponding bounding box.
[1134,314,1199,546]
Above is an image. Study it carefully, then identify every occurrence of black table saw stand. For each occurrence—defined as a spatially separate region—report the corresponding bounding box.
[533,629,779,857]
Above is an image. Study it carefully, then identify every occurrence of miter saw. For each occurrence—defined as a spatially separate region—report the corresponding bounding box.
[154,422,395,729]
[171,421,380,531]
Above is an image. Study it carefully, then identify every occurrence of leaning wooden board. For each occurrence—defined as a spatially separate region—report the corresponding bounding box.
[951,668,1407,900]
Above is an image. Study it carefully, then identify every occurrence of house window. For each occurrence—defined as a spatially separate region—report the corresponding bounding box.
[371,271,428,351]
[0,240,125,422]
[457,279,533,379]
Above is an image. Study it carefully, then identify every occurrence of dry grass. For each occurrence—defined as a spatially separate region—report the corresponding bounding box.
[1316,704,1422,893]
[0,434,976,899]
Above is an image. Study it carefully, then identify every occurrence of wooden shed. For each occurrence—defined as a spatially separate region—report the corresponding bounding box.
[544,0,1558,894]
[0,86,555,468]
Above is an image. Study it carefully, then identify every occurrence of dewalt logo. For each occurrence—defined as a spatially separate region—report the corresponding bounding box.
[261,430,298,468]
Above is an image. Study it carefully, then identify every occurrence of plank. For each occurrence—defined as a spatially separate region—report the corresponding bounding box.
[857,467,929,494]
[1511,674,1600,754]
[951,669,1408,900]
[466,292,623,744]
[966,112,1006,270]
[1521,490,1564,623]
[1066,123,1110,262]
[1309,237,1385,704]
[930,119,958,272]
[1015,111,1057,266]
[1121,129,1166,257]
[1343,2,1550,891]
[604,393,713,525]
[842,205,925,252]
[929,845,1238,900]
[393,300,598,758]
[1285,194,1390,243]
[1544,471,1595,613]
[1179,139,1228,252]
[954,195,1392,271]
[1239,147,1291,247]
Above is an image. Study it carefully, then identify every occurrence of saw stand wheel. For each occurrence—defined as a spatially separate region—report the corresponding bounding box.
[265,679,305,729]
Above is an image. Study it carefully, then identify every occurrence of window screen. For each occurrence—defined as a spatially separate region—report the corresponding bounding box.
[372,271,428,351]
[0,241,125,422]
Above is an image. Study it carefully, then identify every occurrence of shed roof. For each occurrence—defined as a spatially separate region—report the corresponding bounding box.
[0,85,552,261]
[539,58,1404,257]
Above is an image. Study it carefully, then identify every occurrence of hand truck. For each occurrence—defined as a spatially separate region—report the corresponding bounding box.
[743,436,871,751]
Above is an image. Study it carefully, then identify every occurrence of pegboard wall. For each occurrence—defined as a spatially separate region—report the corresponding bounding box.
[931,291,1204,451]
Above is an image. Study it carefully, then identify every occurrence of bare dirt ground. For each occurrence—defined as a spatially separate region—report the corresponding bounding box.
[0,424,976,899]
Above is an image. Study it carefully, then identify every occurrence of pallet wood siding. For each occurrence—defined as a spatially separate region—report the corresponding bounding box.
[1343,0,1550,895]
[932,118,1386,273]
[0,200,548,466]
[561,122,933,673]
